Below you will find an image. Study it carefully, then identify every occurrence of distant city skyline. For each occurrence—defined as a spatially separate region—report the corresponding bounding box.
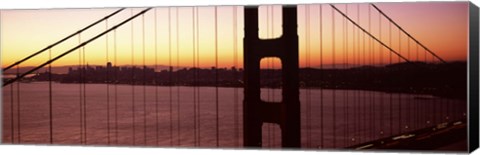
[18,60,466,100]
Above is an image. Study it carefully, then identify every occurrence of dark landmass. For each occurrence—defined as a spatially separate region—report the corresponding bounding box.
[2,64,183,74]
[12,61,467,100]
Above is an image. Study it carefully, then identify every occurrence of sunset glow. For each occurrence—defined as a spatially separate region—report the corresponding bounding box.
[0,2,468,69]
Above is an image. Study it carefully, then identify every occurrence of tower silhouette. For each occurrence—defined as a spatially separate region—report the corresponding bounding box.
[243,5,300,148]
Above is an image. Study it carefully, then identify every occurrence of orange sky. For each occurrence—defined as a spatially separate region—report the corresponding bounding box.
[0,2,469,69]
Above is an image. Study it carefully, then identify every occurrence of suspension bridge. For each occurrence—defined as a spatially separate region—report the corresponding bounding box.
[1,4,468,150]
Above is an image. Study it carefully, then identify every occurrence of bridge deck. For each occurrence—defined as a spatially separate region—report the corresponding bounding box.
[347,119,467,151]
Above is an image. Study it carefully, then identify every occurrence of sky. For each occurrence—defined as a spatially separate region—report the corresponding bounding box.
[0,2,469,69]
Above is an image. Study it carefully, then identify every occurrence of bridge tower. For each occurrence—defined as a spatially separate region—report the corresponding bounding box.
[243,6,300,148]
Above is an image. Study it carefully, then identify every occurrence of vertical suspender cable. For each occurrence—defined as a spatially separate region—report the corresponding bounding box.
[81,42,84,144]
[415,43,419,128]
[351,5,357,143]
[407,37,410,60]
[356,5,361,142]
[191,7,197,146]
[423,47,427,126]
[331,6,336,148]
[367,5,373,141]
[78,34,83,144]
[131,8,136,145]
[357,5,361,142]
[432,56,437,124]
[10,73,14,143]
[305,5,312,147]
[362,6,367,143]
[233,6,239,147]
[361,7,366,142]
[308,5,312,148]
[398,28,402,134]
[431,48,435,63]
[168,7,173,146]
[356,4,361,143]
[82,43,87,144]
[82,45,86,144]
[16,65,21,142]
[142,13,147,145]
[372,9,377,139]
[214,6,220,147]
[406,37,411,130]
[389,22,393,136]
[432,57,436,124]
[355,4,360,143]
[49,48,53,144]
[426,52,431,124]
[340,4,345,146]
[319,4,324,148]
[343,5,348,147]
[358,4,365,142]
[355,4,361,142]
[106,18,111,145]
[416,41,419,62]
[114,29,119,144]
[154,8,159,146]
[196,7,201,146]
[424,46,427,63]
[371,6,377,141]
[176,7,181,146]
[378,10,384,137]
[306,5,312,148]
